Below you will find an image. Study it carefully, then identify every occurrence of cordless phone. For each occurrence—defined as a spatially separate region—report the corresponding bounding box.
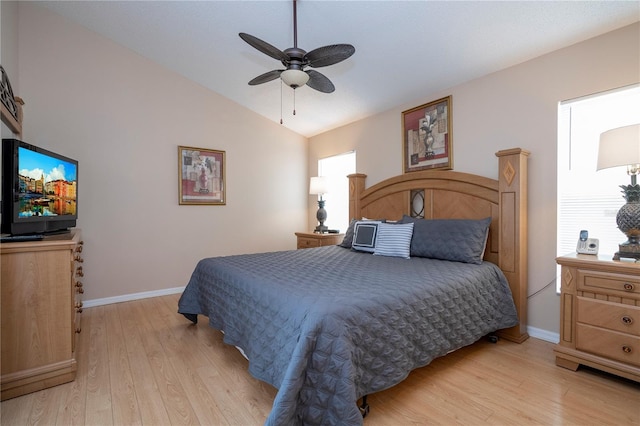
[576,230,599,255]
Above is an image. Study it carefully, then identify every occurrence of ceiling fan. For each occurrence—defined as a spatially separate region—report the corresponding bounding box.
[239,0,355,93]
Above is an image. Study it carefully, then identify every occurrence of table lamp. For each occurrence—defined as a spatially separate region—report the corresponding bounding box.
[309,176,329,233]
[597,123,640,260]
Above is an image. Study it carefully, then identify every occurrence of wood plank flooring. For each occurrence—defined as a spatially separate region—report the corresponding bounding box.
[2,293,639,425]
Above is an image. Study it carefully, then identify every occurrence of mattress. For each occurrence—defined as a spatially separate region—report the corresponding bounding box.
[178,245,518,425]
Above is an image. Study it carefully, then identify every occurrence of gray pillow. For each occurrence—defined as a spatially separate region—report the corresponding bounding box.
[338,219,358,248]
[399,215,491,264]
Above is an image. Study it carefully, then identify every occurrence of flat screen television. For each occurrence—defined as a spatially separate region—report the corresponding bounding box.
[1,138,78,235]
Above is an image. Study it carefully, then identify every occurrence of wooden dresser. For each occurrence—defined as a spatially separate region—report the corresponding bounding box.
[295,231,344,249]
[555,253,639,382]
[1,229,84,400]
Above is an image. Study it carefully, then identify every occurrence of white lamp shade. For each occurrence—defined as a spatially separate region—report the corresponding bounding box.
[309,176,329,195]
[281,69,309,88]
[597,123,640,171]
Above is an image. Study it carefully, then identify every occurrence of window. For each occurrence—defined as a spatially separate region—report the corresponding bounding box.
[557,84,640,290]
[318,151,356,233]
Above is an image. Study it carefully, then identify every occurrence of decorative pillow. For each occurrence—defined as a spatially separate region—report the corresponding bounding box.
[338,219,358,248]
[399,215,491,264]
[374,222,414,259]
[351,221,381,252]
[339,218,386,248]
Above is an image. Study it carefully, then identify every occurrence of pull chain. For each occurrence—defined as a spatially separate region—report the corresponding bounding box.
[280,81,301,123]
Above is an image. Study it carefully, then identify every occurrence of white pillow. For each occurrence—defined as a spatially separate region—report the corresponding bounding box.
[374,222,414,259]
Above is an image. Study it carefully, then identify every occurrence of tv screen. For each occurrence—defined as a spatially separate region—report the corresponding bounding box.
[2,139,78,235]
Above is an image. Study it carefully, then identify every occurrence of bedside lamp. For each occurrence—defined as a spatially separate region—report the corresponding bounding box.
[597,123,640,260]
[309,176,329,233]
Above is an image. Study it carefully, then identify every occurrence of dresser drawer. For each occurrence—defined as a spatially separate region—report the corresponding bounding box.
[295,232,344,249]
[576,323,640,367]
[297,237,321,249]
[577,269,640,299]
[577,297,640,336]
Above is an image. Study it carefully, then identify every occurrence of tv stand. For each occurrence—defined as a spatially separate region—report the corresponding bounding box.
[1,229,84,400]
[45,228,72,236]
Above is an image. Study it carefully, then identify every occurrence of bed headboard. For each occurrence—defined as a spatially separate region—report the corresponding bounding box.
[348,148,529,343]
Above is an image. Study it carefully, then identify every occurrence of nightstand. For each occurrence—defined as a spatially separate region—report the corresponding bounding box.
[295,232,344,249]
[555,253,640,382]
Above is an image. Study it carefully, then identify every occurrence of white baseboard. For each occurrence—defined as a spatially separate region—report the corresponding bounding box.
[83,286,185,308]
[527,326,559,344]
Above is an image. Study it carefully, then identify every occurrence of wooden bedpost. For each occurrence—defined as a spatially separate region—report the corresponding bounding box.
[495,148,530,343]
[348,173,367,220]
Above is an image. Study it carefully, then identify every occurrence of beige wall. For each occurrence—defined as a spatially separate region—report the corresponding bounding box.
[309,23,640,337]
[8,3,308,301]
[5,1,639,337]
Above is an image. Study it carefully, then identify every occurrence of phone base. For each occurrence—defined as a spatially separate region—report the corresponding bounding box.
[576,237,599,255]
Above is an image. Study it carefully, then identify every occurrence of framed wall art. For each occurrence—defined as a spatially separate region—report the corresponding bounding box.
[402,96,452,173]
[178,146,226,205]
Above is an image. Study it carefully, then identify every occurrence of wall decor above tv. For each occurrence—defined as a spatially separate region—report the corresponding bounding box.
[0,66,24,137]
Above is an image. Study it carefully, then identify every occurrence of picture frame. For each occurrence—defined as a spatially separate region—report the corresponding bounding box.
[178,146,226,205]
[402,96,453,173]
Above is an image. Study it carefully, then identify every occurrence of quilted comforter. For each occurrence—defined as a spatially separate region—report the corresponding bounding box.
[178,245,518,425]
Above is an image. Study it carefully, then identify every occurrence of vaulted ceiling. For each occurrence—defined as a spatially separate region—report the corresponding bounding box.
[38,1,639,137]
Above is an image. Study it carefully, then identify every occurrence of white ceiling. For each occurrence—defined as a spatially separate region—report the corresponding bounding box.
[38,1,639,137]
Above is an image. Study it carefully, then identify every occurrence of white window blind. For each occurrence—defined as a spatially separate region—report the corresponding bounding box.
[318,151,356,234]
[557,85,640,290]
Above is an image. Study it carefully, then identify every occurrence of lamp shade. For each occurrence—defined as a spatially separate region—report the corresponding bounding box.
[597,124,640,171]
[309,176,329,195]
[281,69,309,88]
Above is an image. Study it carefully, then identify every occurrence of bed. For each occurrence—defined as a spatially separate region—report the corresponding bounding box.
[178,148,529,425]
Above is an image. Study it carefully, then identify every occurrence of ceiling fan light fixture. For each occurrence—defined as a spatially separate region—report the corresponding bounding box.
[241,0,354,98]
[280,69,309,89]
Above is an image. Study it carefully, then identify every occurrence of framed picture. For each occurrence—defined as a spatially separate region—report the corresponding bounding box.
[402,96,452,173]
[178,146,226,205]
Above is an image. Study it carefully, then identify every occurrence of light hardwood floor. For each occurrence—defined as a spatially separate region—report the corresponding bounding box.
[2,293,639,425]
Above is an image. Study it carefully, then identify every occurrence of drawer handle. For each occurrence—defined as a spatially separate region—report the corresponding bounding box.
[622,345,632,354]
[621,316,634,325]
[75,327,82,334]
[623,283,635,291]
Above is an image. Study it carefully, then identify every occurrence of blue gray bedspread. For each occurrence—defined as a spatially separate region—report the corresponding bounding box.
[178,245,518,425]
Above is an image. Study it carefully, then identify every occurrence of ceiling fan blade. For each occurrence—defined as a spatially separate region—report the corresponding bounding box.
[305,69,335,93]
[239,33,289,62]
[305,44,355,68]
[248,70,284,86]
